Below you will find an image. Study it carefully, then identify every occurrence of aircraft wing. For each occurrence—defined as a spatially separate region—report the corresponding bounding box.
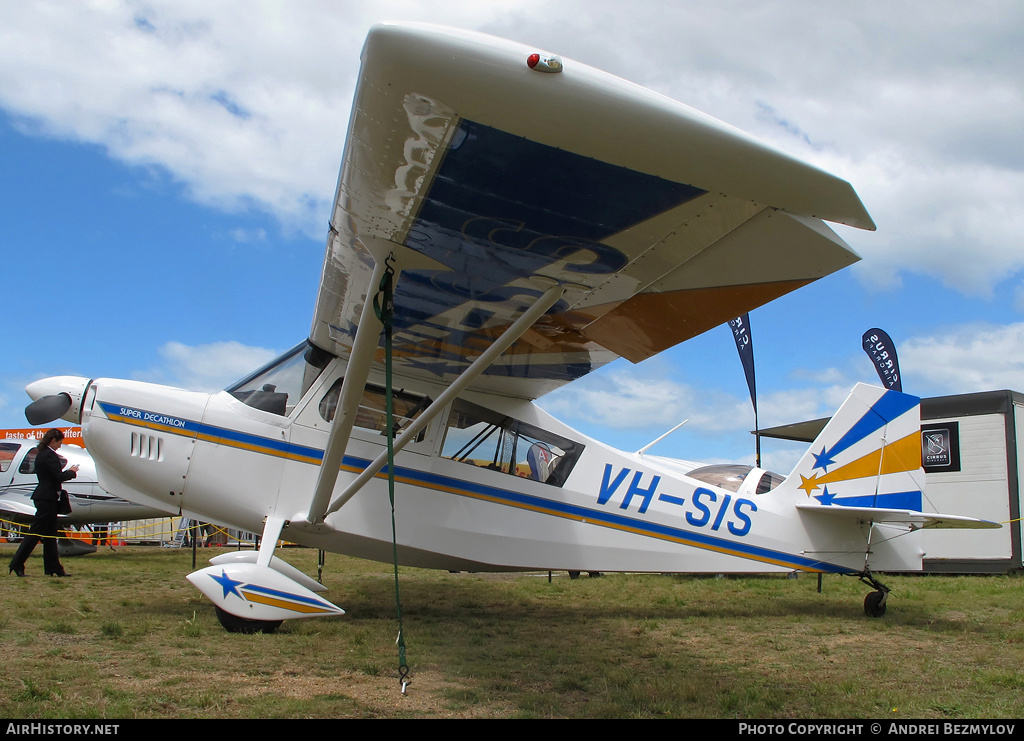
[310,22,873,400]
[796,503,1001,530]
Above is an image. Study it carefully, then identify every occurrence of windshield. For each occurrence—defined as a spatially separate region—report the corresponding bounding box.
[226,341,332,417]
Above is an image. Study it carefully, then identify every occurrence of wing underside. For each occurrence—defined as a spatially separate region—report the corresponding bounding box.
[311,23,873,400]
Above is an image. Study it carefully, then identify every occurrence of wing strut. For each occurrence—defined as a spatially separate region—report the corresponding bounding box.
[321,283,566,519]
[306,258,390,523]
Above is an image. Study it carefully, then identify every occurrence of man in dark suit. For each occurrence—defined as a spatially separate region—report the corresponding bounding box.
[8,428,79,577]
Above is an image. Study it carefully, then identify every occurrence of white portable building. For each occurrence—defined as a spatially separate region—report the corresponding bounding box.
[919,391,1023,573]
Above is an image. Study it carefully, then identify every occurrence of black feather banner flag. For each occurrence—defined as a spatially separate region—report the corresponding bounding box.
[861,328,902,392]
[728,313,760,465]
[729,314,757,413]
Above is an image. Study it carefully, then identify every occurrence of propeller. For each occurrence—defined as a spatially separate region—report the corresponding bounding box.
[25,393,73,426]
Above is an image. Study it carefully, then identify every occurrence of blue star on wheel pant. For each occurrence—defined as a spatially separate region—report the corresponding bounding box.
[210,570,245,600]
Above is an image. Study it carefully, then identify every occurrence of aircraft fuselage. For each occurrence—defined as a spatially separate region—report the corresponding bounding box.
[52,347,920,577]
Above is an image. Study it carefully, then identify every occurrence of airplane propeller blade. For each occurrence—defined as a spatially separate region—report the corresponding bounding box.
[25,393,72,426]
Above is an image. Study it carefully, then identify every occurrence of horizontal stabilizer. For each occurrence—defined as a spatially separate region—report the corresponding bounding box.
[796,504,1001,530]
[187,563,344,622]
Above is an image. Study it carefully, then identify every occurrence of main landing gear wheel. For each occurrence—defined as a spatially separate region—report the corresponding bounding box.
[215,606,283,634]
[864,590,887,618]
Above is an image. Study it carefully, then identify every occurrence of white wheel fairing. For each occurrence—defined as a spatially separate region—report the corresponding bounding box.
[186,563,344,621]
[209,551,329,593]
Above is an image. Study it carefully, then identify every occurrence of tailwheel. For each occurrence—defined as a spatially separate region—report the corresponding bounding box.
[858,570,890,618]
[215,606,283,634]
[863,590,887,618]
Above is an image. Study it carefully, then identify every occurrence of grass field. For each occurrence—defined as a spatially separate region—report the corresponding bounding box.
[1,544,1023,719]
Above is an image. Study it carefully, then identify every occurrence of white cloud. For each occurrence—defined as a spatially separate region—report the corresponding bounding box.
[1,1,1021,293]
[540,360,852,436]
[0,2,356,234]
[789,366,852,387]
[844,155,1024,295]
[901,322,1024,394]
[228,227,267,244]
[135,341,278,392]
[0,1,534,236]
[540,367,753,433]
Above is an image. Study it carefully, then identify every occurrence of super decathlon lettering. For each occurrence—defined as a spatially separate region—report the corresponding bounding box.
[117,407,186,428]
[598,464,757,536]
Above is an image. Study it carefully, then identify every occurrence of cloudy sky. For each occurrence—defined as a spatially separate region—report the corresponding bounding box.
[1,1,1022,473]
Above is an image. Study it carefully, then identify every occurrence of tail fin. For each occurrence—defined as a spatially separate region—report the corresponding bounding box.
[774,383,924,510]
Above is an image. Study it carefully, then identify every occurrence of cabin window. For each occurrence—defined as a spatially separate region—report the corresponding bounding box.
[755,470,784,494]
[18,448,48,475]
[227,341,332,417]
[17,448,69,475]
[318,378,431,442]
[441,398,584,487]
[0,442,19,473]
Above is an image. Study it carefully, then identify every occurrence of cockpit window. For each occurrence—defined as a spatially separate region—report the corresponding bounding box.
[441,398,584,487]
[227,341,332,417]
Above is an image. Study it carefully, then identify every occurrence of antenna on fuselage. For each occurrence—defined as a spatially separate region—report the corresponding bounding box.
[636,419,689,457]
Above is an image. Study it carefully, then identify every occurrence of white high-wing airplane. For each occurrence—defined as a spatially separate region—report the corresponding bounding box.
[23,23,997,632]
[1,437,173,543]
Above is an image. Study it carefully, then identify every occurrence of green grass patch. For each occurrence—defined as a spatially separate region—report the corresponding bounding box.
[1,545,1023,718]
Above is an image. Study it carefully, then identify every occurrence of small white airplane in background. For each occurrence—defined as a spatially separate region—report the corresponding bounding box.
[0,437,173,551]
[23,23,997,633]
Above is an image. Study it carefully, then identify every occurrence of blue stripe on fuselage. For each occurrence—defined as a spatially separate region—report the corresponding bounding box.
[97,401,854,574]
